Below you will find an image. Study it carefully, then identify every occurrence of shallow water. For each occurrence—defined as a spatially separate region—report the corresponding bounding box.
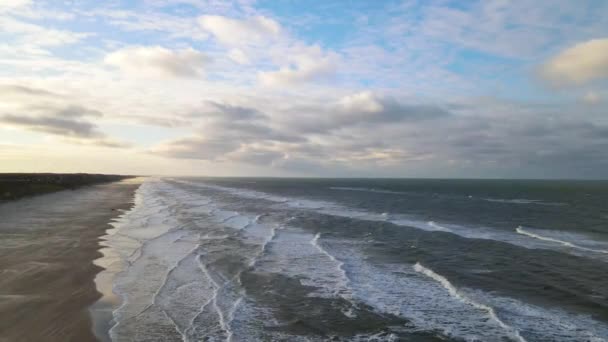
[95,177,608,341]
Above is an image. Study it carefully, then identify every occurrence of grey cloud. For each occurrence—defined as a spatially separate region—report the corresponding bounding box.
[195,101,267,121]
[151,95,608,178]
[229,149,286,166]
[1,114,102,138]
[408,105,608,178]
[588,126,608,139]
[0,84,130,148]
[124,114,191,128]
[215,121,304,143]
[55,105,103,118]
[0,85,62,98]
[0,104,130,148]
[152,102,305,161]
[24,104,104,119]
[152,136,240,160]
[151,120,303,161]
[152,96,451,166]
[520,143,608,179]
[284,96,451,134]
[360,101,451,122]
[273,157,337,174]
[88,139,131,148]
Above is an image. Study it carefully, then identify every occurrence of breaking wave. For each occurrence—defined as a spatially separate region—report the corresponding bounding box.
[93,178,608,341]
[414,263,526,342]
[172,180,608,262]
[516,226,608,254]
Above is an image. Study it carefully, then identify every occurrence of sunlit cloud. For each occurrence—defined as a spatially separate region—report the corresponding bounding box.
[105,46,210,79]
[540,38,608,86]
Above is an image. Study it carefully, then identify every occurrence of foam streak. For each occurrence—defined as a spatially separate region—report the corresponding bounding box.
[310,233,358,317]
[196,255,232,340]
[414,263,526,342]
[516,227,608,254]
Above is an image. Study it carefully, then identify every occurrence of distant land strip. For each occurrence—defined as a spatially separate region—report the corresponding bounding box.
[0,173,136,202]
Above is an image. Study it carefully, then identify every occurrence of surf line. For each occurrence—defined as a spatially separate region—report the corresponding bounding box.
[414,262,527,342]
[196,255,233,341]
[516,226,608,254]
[310,233,358,318]
[190,220,285,341]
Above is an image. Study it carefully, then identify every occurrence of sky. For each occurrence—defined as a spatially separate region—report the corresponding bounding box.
[1,0,607,178]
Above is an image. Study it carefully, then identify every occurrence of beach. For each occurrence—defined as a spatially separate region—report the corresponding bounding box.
[0,178,141,342]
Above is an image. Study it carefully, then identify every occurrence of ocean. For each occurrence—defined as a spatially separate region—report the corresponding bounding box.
[95,177,608,341]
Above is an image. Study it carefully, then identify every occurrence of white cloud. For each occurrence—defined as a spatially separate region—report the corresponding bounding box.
[415,0,607,59]
[0,0,31,13]
[0,16,90,46]
[582,91,602,105]
[228,48,250,65]
[105,46,209,78]
[338,91,384,113]
[258,46,337,86]
[92,9,209,41]
[540,38,608,86]
[198,15,281,46]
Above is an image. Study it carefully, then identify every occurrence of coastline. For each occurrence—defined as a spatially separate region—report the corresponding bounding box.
[89,178,147,342]
[0,178,142,342]
[0,173,135,202]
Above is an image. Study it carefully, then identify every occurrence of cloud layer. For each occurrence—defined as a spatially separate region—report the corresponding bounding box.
[0,85,129,148]
[1,0,608,178]
[143,89,608,177]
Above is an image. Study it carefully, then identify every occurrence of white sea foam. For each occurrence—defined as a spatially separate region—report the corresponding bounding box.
[481,197,565,206]
[413,263,526,342]
[250,226,358,318]
[350,332,399,342]
[173,179,453,234]
[96,179,227,341]
[427,221,452,232]
[318,239,608,341]
[473,291,608,342]
[196,255,232,340]
[174,179,608,262]
[110,230,201,331]
[329,186,409,195]
[330,186,565,206]
[516,226,608,254]
[310,233,358,317]
[99,178,298,341]
[157,253,215,340]
[222,213,252,230]
[103,178,608,341]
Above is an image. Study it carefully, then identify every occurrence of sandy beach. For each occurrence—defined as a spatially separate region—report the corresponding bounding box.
[0,179,141,342]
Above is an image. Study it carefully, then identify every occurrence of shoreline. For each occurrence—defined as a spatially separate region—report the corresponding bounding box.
[0,173,135,202]
[0,178,142,341]
[89,178,146,342]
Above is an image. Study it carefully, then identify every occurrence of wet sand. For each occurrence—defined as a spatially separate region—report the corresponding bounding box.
[0,179,141,342]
